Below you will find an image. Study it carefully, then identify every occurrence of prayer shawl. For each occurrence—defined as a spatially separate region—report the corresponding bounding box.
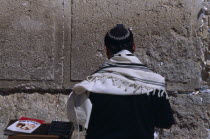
[67,50,168,129]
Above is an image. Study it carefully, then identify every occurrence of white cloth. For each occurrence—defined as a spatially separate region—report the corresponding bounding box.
[67,50,167,128]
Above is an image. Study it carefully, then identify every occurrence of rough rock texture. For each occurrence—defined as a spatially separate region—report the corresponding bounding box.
[0,0,206,91]
[71,0,203,91]
[160,93,210,139]
[0,0,71,90]
[0,92,69,139]
[200,1,210,85]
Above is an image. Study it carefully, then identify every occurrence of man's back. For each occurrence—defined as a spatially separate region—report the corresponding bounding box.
[87,90,174,139]
[67,24,175,139]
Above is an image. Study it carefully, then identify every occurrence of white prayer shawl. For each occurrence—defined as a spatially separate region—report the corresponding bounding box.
[67,50,167,129]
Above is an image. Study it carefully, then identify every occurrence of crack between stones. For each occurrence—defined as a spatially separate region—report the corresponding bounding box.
[61,0,65,88]
[70,0,73,81]
[69,0,77,82]
[0,89,72,95]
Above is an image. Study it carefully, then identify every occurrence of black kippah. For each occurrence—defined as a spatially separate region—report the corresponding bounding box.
[105,24,134,54]
[107,24,130,41]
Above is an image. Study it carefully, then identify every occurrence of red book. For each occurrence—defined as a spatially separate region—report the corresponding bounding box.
[19,117,45,124]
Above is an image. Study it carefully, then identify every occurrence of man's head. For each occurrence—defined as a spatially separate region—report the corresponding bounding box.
[104,24,135,58]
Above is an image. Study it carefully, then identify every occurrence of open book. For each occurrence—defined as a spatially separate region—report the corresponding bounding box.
[6,117,45,134]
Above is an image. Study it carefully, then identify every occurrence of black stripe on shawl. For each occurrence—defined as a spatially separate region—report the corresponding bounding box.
[96,70,165,87]
[93,62,149,75]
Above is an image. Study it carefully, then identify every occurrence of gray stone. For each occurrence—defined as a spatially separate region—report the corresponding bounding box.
[63,0,72,89]
[159,93,210,139]
[209,16,210,27]
[207,60,210,67]
[0,0,206,91]
[204,2,210,15]
[0,0,70,90]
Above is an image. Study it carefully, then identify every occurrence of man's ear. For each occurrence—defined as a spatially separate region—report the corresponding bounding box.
[105,46,111,59]
[104,46,108,55]
[132,44,136,53]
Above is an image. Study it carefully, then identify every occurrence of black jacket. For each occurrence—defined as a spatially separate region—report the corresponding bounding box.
[86,90,175,139]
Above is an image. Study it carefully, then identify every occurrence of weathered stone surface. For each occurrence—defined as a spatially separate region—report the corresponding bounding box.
[71,0,203,91]
[0,0,70,89]
[0,0,206,91]
[204,2,210,15]
[209,16,210,27]
[159,93,210,139]
[0,92,69,139]
[200,1,210,85]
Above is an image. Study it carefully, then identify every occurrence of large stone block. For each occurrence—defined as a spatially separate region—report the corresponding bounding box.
[160,93,210,139]
[0,0,71,89]
[71,0,203,91]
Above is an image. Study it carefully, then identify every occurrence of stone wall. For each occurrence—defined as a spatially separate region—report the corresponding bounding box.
[161,93,210,139]
[0,0,72,90]
[200,0,210,85]
[0,0,205,91]
[0,0,210,139]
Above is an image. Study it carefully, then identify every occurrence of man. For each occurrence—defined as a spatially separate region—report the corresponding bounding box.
[67,24,175,139]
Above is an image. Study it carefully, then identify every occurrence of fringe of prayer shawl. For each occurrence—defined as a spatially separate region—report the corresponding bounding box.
[85,74,168,99]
